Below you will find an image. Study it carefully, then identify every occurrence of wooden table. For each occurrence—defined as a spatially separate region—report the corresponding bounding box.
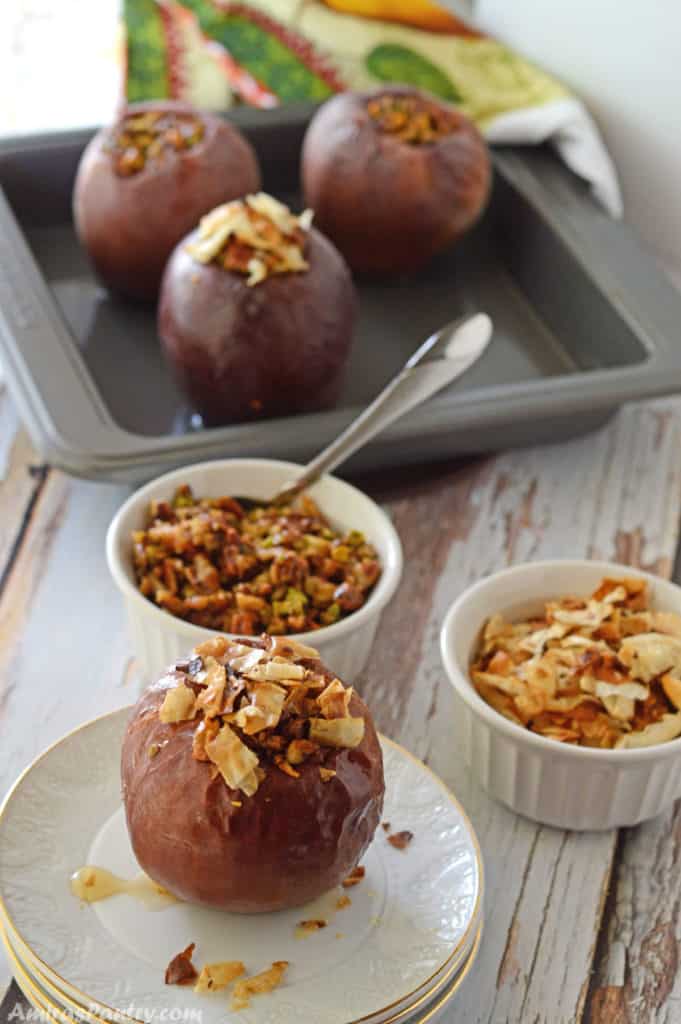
[2,384,681,1024]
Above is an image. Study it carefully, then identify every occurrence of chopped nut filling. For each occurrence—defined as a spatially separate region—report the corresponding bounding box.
[342,865,365,888]
[107,110,204,176]
[231,961,289,1010]
[165,943,198,986]
[158,635,366,797]
[185,193,313,286]
[132,485,381,635]
[367,94,458,144]
[387,830,413,850]
[471,577,681,749]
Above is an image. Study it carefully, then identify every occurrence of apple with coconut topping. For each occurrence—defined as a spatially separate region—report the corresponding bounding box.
[121,634,384,912]
[158,193,356,426]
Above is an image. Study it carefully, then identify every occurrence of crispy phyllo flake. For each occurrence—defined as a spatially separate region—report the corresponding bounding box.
[159,683,197,724]
[205,723,261,795]
[231,961,289,1011]
[471,577,681,749]
[388,830,414,850]
[342,865,365,888]
[165,944,198,986]
[194,961,245,993]
[319,679,353,719]
[309,716,365,748]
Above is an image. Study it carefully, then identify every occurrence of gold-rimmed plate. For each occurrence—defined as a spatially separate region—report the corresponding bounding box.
[2,922,482,1024]
[0,709,483,1024]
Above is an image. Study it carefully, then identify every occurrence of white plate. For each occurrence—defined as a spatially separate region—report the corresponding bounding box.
[2,922,483,1024]
[0,709,482,1024]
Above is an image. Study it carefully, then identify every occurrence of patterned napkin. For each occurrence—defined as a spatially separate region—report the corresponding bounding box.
[122,0,621,215]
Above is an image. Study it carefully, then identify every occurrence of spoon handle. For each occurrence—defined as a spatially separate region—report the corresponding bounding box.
[273,312,492,505]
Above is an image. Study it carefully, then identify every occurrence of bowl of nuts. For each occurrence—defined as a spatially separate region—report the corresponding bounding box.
[440,560,681,830]
[106,459,402,685]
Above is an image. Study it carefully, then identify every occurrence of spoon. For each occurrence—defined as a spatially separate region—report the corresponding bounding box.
[244,311,492,508]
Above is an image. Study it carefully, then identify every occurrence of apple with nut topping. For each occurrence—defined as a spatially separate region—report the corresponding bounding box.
[301,86,491,275]
[157,193,356,426]
[121,635,384,912]
[73,101,261,301]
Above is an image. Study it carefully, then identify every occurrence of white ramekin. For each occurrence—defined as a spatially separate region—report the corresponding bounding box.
[440,560,681,831]
[106,458,403,686]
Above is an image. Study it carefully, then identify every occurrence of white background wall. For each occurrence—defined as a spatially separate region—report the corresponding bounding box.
[475,0,681,287]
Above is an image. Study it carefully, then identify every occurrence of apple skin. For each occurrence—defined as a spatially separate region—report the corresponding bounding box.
[158,225,357,426]
[73,101,261,301]
[301,86,492,275]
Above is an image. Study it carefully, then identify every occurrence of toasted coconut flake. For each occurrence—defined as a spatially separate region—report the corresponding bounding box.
[319,767,337,782]
[159,683,197,724]
[519,623,568,656]
[319,679,352,719]
[245,661,306,683]
[235,682,287,734]
[194,637,229,659]
[165,944,198,986]
[194,961,245,993]
[309,716,365,748]
[471,671,526,697]
[593,679,649,703]
[652,612,681,639]
[615,713,681,749]
[662,674,681,710]
[228,648,266,674]
[268,636,320,660]
[205,723,260,795]
[195,658,226,718]
[601,694,636,721]
[231,961,289,1011]
[336,894,351,910]
[619,633,681,682]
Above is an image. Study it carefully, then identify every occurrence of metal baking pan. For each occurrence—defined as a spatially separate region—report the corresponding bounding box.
[2,104,681,483]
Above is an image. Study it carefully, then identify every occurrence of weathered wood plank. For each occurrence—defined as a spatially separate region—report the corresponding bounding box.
[2,397,681,1021]
[0,390,44,585]
[359,397,681,1023]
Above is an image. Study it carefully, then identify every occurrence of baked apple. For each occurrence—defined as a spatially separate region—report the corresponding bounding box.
[121,635,385,912]
[301,87,492,275]
[73,101,261,301]
[158,193,356,425]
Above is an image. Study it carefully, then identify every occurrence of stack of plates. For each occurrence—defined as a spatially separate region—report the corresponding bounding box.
[0,709,483,1024]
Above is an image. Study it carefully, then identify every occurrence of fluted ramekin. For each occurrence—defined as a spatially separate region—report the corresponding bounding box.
[440,560,681,830]
[107,459,403,686]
